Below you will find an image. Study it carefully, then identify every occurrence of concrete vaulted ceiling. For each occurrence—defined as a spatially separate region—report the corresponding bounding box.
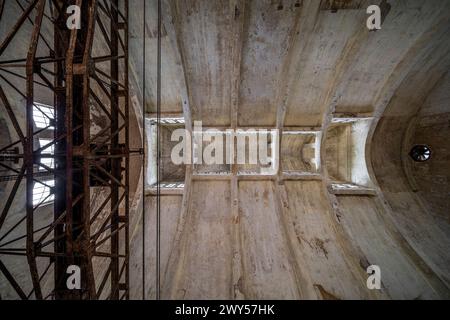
[133,0,450,300]
[1,0,450,300]
[136,0,450,127]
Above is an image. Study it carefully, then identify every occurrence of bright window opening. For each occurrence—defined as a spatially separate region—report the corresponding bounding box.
[32,180,54,206]
[39,138,54,170]
[33,103,54,129]
[156,182,185,189]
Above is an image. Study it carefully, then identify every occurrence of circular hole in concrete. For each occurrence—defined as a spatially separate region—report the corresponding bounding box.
[409,145,431,162]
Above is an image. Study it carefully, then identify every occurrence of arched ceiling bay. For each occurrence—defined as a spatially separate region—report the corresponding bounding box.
[144,0,450,129]
[129,0,185,115]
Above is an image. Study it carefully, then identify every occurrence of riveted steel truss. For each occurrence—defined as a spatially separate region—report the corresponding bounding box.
[0,0,130,300]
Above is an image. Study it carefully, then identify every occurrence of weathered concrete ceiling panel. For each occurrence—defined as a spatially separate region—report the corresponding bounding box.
[238,0,301,127]
[285,9,364,126]
[171,0,233,126]
[129,0,184,114]
[335,0,450,114]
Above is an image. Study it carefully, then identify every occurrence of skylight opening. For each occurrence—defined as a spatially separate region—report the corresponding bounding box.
[32,180,55,206]
[154,182,185,189]
[149,117,185,125]
[33,103,54,129]
[38,138,54,170]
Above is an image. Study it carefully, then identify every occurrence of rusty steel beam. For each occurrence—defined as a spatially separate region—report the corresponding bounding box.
[24,0,46,300]
[0,0,39,56]
[110,0,120,298]
[0,0,130,300]
[0,259,28,299]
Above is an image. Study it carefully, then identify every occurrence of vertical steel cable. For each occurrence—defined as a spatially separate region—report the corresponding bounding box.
[156,0,162,301]
[142,0,146,301]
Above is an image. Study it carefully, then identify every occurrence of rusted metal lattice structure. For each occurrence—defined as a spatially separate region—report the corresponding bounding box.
[0,0,130,299]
